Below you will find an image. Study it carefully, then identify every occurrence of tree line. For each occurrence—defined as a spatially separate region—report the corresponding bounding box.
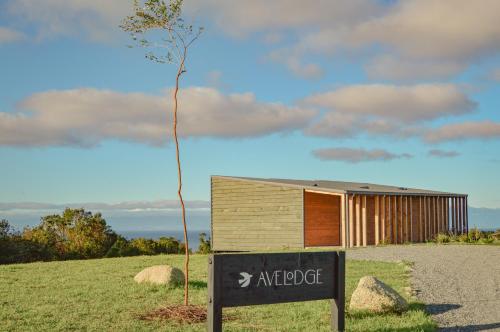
[0,208,211,265]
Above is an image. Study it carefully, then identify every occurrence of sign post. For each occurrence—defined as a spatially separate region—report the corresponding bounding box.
[207,251,345,332]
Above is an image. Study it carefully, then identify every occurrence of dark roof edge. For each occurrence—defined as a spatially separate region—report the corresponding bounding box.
[211,175,467,197]
[211,175,346,194]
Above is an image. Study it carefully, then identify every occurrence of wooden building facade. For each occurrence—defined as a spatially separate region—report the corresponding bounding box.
[211,176,468,251]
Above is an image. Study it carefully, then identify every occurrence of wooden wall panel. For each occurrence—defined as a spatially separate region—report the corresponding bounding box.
[375,196,380,245]
[385,196,391,243]
[381,196,386,243]
[366,196,376,245]
[341,195,346,248]
[211,177,303,251]
[349,195,354,247]
[356,195,361,247]
[393,196,398,244]
[304,192,341,246]
[362,196,368,246]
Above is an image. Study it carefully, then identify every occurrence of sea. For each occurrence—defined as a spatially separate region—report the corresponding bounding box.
[118,230,210,250]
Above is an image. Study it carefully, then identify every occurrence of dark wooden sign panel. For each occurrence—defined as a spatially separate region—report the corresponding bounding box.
[208,251,345,332]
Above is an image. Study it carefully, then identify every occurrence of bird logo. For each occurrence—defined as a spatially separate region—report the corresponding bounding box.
[238,272,253,288]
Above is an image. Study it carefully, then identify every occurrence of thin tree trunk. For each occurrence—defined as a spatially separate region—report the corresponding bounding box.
[172,50,189,306]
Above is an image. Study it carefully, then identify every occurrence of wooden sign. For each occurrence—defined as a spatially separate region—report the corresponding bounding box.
[207,251,345,331]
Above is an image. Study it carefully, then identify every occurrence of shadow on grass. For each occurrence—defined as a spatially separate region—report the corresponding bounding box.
[348,302,427,320]
[188,280,207,289]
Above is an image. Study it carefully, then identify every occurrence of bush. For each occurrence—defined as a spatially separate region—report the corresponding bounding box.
[129,238,157,255]
[22,208,117,260]
[106,236,140,257]
[0,220,54,264]
[468,227,483,242]
[156,237,182,254]
[435,233,450,244]
[457,233,469,243]
[197,232,211,254]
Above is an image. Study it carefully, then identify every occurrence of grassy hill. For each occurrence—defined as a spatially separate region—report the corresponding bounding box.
[0,254,435,331]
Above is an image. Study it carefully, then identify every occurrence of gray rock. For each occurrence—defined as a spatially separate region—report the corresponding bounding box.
[349,276,408,313]
[134,265,184,286]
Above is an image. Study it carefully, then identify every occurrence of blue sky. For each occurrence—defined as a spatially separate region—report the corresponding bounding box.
[1,1,500,230]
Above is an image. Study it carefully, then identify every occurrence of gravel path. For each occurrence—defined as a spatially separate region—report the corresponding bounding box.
[347,245,500,331]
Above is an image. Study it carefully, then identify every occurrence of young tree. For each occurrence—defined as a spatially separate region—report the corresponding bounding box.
[121,0,203,306]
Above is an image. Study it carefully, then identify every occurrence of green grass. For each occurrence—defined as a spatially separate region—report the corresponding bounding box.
[0,254,435,331]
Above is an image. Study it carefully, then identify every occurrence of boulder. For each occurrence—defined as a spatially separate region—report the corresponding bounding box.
[134,265,184,286]
[349,276,408,313]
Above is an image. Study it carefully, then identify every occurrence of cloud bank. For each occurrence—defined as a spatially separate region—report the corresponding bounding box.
[0,87,315,147]
[312,147,412,163]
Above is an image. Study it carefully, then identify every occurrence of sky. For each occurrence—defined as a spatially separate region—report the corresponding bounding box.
[1,0,500,231]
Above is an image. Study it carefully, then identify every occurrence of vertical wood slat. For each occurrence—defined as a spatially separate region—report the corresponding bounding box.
[410,197,413,242]
[463,196,467,235]
[433,196,437,237]
[381,195,386,243]
[465,196,469,235]
[362,195,367,247]
[341,194,346,248]
[418,197,422,242]
[436,197,440,235]
[453,197,458,235]
[424,196,427,241]
[399,196,407,243]
[375,196,380,245]
[428,196,432,240]
[392,196,398,244]
[405,196,410,242]
[461,197,465,235]
[457,197,462,234]
[355,195,361,247]
[446,197,451,233]
[451,197,454,234]
[349,195,354,248]
[386,196,394,243]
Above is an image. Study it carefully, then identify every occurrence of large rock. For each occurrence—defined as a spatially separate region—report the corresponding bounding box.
[134,265,184,286]
[349,276,408,313]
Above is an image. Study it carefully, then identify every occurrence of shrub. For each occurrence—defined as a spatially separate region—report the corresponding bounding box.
[22,208,117,260]
[468,227,483,242]
[435,233,450,244]
[106,236,140,257]
[197,232,211,254]
[478,237,494,244]
[129,238,157,255]
[156,236,183,254]
[457,233,469,243]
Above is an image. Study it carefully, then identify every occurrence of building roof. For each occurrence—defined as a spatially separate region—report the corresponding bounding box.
[213,176,466,197]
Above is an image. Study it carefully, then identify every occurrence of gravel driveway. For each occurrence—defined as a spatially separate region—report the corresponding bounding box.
[347,245,500,331]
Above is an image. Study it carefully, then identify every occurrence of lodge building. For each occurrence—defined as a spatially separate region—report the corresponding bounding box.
[210,176,468,251]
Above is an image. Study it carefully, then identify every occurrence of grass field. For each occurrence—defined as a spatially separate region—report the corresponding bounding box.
[0,254,435,331]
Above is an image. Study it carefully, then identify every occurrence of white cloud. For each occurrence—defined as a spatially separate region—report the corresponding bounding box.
[365,56,466,82]
[303,84,475,139]
[313,147,412,163]
[190,0,500,80]
[303,84,474,123]
[0,26,25,44]
[0,87,316,147]
[187,0,381,37]
[5,0,128,41]
[428,149,460,158]
[350,0,500,61]
[425,121,500,143]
